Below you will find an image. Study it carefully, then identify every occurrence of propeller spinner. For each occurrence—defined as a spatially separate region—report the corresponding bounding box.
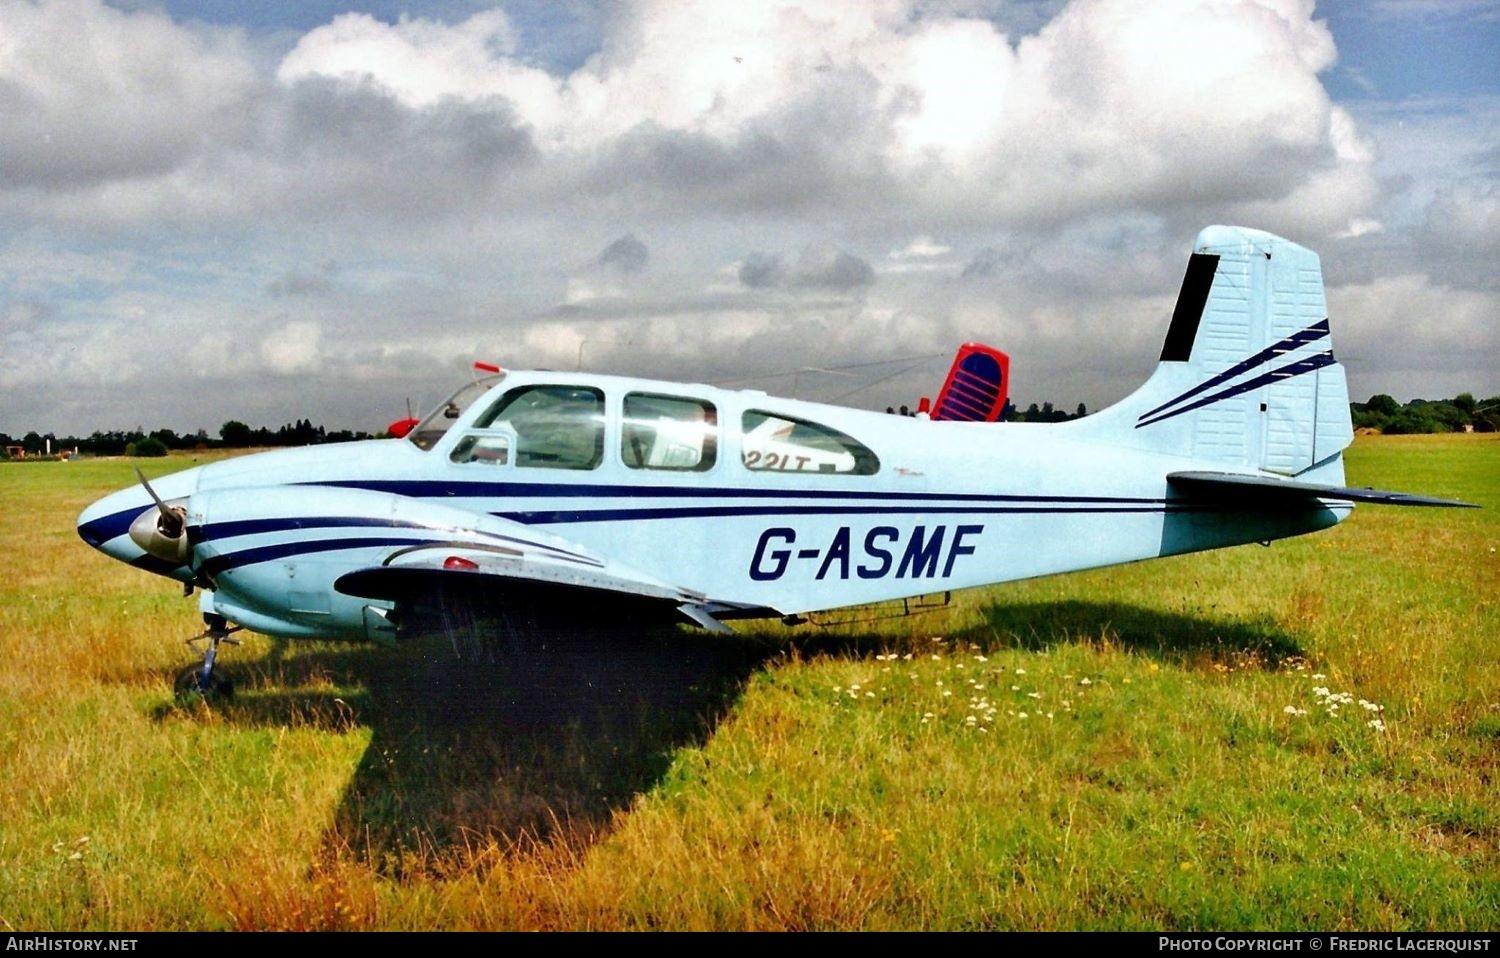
[127,467,191,565]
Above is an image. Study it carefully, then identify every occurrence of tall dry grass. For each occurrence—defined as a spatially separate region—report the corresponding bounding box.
[0,435,1494,929]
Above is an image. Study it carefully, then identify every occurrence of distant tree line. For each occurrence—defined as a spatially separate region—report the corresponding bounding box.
[1351,393,1499,434]
[1005,400,1089,423]
[0,419,376,459]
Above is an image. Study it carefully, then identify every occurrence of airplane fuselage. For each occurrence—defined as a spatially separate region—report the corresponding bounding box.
[78,367,1349,641]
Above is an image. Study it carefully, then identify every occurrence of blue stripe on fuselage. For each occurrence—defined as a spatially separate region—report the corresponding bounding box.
[188,515,600,565]
[497,502,1185,525]
[78,508,141,548]
[197,536,435,578]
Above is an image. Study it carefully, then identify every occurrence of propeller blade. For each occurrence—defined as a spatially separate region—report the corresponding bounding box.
[134,466,184,538]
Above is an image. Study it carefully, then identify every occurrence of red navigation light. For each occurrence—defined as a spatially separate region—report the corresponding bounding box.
[443,555,480,571]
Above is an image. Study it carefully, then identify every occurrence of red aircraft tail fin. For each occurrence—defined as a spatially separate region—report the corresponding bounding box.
[931,343,1010,422]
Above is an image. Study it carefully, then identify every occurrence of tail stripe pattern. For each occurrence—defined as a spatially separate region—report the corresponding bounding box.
[1135,319,1331,428]
[1136,349,1336,428]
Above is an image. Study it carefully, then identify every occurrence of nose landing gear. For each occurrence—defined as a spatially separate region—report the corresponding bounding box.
[174,613,243,701]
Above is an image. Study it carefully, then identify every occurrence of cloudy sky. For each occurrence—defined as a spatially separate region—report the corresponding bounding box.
[2,0,1496,438]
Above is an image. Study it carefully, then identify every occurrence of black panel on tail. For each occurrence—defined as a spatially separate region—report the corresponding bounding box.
[1159,253,1220,362]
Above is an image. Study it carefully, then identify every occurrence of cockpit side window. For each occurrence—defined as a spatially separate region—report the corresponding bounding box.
[473,385,604,470]
[449,430,513,466]
[407,374,505,451]
[622,393,717,471]
[740,411,880,475]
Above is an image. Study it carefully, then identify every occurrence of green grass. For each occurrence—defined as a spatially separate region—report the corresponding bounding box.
[1,436,1496,930]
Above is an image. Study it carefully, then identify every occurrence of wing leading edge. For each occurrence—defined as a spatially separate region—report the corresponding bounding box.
[1167,471,1478,508]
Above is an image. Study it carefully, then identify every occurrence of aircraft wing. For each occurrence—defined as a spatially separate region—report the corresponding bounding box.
[1167,471,1478,508]
[335,538,746,634]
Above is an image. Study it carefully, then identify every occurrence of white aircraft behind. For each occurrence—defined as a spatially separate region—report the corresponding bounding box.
[77,226,1472,694]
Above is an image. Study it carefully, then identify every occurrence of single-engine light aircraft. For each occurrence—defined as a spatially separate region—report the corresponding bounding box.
[78,226,1473,694]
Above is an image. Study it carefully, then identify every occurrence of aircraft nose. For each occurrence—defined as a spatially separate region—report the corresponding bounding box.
[77,464,203,559]
[77,486,155,559]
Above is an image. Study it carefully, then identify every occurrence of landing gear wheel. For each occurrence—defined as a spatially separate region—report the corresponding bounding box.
[175,613,242,702]
[174,665,234,701]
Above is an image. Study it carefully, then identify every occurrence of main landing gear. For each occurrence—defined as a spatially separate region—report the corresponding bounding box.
[174,613,243,701]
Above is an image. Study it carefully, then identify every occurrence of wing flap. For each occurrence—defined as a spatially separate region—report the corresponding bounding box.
[1167,471,1477,508]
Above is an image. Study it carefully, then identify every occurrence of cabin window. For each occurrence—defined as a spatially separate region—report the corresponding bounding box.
[740,410,879,475]
[622,394,717,471]
[472,385,604,470]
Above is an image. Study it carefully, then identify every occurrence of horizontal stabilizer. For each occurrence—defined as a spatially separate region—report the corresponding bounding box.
[1168,471,1477,508]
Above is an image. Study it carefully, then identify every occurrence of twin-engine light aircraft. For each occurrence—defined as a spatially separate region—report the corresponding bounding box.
[78,226,1471,694]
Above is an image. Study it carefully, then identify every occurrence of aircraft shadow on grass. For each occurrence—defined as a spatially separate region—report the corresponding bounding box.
[152,625,779,868]
[773,598,1304,665]
[962,599,1304,662]
[146,599,1299,867]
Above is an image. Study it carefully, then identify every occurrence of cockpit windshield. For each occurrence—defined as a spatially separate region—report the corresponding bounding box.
[407,374,506,451]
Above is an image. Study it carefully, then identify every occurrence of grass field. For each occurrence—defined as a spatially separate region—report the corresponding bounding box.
[1,435,1495,930]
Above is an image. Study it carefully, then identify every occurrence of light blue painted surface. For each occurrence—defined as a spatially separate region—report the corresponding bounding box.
[78,227,1368,641]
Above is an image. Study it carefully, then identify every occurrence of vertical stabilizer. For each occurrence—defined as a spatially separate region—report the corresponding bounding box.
[1089,226,1353,479]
